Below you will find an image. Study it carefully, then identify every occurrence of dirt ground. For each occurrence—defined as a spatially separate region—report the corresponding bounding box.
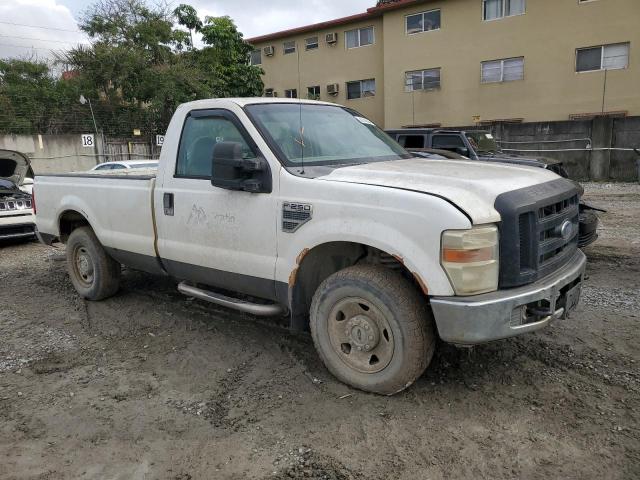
[1,183,639,480]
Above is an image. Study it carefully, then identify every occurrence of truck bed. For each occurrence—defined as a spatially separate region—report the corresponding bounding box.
[35,172,158,259]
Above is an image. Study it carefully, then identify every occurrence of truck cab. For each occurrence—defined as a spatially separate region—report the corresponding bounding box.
[35,99,587,395]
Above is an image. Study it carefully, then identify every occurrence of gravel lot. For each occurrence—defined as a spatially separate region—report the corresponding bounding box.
[1,183,639,479]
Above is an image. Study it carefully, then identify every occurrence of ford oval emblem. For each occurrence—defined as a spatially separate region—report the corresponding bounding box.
[560,220,573,240]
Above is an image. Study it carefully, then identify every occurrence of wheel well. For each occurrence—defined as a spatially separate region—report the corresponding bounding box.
[288,242,429,331]
[58,210,90,243]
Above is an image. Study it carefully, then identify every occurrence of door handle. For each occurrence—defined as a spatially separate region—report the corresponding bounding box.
[163,193,174,216]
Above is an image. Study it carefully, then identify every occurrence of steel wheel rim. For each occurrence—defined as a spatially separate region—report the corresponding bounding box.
[327,296,394,374]
[72,245,95,288]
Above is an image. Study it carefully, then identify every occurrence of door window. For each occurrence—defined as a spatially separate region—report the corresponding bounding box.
[431,135,466,149]
[397,135,425,148]
[176,114,256,178]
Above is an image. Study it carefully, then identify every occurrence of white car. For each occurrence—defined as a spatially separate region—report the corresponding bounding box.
[90,160,159,171]
[34,98,586,394]
[0,149,36,241]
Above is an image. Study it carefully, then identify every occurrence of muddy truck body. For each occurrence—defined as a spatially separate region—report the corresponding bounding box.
[35,98,586,394]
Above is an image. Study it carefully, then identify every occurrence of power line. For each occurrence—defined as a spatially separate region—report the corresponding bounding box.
[0,34,89,45]
[0,42,64,51]
[0,20,81,33]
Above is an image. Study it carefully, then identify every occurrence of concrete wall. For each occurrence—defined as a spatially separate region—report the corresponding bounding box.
[483,116,640,181]
[0,134,100,174]
[0,134,156,174]
[612,117,640,181]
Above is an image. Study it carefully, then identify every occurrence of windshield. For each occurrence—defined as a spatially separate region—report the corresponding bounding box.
[465,131,500,154]
[245,103,411,166]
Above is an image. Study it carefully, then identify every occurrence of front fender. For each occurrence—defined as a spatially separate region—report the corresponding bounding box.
[276,179,472,297]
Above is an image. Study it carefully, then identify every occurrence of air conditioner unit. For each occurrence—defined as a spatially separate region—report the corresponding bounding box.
[325,32,338,44]
[327,83,340,96]
[263,45,275,56]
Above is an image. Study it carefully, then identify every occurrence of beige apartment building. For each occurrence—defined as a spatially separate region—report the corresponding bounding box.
[247,0,640,128]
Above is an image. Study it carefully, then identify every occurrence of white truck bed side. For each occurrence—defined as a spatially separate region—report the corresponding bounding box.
[35,174,157,258]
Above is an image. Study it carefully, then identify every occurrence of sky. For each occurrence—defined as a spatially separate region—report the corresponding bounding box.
[0,0,374,60]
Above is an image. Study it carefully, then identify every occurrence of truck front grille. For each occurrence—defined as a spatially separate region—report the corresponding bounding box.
[494,179,580,288]
[528,195,578,278]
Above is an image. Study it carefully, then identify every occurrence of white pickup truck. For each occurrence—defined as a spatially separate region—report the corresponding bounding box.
[35,98,586,394]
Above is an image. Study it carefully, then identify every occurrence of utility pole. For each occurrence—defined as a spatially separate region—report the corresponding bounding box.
[79,95,98,135]
[80,95,101,164]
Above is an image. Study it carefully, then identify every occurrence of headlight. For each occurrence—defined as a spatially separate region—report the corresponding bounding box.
[441,225,499,295]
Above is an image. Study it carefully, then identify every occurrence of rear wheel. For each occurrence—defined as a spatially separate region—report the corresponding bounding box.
[310,264,436,395]
[66,227,120,300]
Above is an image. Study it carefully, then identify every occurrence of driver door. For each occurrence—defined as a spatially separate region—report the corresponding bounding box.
[154,109,279,300]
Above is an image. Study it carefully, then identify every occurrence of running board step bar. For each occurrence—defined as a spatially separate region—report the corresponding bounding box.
[177,282,286,317]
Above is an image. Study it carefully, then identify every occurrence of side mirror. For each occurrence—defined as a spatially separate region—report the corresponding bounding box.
[210,141,272,193]
[455,147,469,156]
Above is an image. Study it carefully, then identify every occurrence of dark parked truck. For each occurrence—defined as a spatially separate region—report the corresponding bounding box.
[386,128,600,248]
[35,99,587,395]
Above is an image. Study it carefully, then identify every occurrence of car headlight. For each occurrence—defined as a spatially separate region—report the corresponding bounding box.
[441,225,499,295]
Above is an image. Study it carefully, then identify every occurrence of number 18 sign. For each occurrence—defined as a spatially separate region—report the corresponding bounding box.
[81,134,95,148]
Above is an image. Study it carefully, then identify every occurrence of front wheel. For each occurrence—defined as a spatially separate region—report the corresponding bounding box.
[310,264,436,395]
[66,226,121,300]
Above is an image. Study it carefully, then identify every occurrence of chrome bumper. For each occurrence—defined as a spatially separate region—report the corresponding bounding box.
[431,250,587,345]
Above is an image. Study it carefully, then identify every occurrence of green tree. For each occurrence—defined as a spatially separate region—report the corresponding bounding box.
[0,59,94,134]
[192,15,264,98]
[0,0,264,135]
[173,4,202,48]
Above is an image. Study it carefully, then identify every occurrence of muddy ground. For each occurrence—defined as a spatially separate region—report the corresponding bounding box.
[1,183,639,480]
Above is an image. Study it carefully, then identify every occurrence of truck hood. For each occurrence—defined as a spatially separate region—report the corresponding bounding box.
[0,149,31,186]
[318,158,561,224]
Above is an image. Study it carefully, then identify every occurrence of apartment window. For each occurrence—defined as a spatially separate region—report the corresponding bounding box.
[406,9,441,34]
[307,86,321,99]
[249,50,262,66]
[345,26,374,49]
[305,36,319,50]
[284,89,298,98]
[405,68,441,91]
[481,57,524,83]
[483,0,525,20]
[576,43,630,72]
[346,79,375,99]
[283,41,296,55]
